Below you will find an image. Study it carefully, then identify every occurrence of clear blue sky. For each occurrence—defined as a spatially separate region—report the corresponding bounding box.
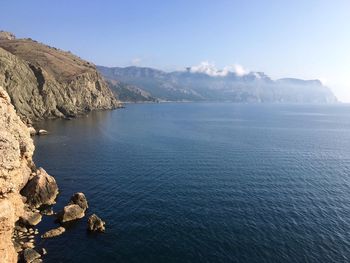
[2,0,350,101]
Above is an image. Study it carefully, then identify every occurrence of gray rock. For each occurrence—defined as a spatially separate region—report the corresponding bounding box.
[21,168,59,208]
[59,204,85,222]
[23,248,41,262]
[87,214,106,232]
[69,192,88,210]
[41,227,65,238]
[37,129,48,135]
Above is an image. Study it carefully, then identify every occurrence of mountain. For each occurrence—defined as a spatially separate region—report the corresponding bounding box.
[107,79,157,103]
[97,66,337,103]
[0,32,121,122]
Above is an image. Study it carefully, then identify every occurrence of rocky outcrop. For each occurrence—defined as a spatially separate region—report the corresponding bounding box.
[21,167,58,209]
[22,248,41,263]
[0,31,15,40]
[0,35,122,122]
[19,210,42,226]
[59,192,88,223]
[41,226,65,239]
[59,204,85,223]
[0,86,35,262]
[87,214,105,232]
[69,192,88,210]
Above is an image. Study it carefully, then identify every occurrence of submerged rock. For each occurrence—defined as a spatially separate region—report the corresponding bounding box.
[69,192,88,210]
[22,248,41,263]
[87,214,105,232]
[21,168,58,208]
[59,204,85,222]
[41,226,65,239]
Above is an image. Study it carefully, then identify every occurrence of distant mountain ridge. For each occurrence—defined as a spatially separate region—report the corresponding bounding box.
[98,65,337,103]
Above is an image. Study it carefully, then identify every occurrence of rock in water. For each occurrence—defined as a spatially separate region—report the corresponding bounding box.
[20,168,58,208]
[59,204,85,222]
[22,248,41,263]
[87,214,106,232]
[41,227,65,238]
[36,130,48,136]
[69,192,88,210]
[19,211,42,226]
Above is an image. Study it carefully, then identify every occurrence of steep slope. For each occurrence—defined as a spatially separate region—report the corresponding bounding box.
[106,79,157,103]
[98,66,337,103]
[0,86,34,263]
[0,34,121,122]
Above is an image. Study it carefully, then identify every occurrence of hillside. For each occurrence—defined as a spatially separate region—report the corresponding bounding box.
[107,79,157,103]
[0,32,121,122]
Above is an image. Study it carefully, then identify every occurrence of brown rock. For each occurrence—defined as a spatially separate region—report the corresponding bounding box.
[59,204,85,223]
[0,31,15,40]
[41,227,65,239]
[69,192,88,210]
[21,168,58,208]
[22,242,35,249]
[0,86,35,263]
[87,214,106,232]
[23,248,41,263]
[19,211,42,226]
[27,127,36,137]
[0,38,121,122]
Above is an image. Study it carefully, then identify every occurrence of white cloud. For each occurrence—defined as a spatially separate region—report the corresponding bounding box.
[233,64,248,76]
[190,61,249,77]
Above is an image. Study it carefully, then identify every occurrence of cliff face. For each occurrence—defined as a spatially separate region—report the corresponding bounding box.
[0,36,121,122]
[0,86,34,263]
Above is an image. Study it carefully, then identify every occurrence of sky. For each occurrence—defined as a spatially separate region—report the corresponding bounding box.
[1,0,350,101]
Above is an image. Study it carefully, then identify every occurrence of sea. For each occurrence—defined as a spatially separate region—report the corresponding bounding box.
[33,103,350,262]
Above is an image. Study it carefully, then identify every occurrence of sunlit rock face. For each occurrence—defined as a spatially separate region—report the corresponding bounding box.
[0,36,121,122]
[0,86,35,263]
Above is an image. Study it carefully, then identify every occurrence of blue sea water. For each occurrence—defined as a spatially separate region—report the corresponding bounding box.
[33,103,350,263]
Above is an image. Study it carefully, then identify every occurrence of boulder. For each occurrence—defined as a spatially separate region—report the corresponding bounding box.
[41,226,65,238]
[19,211,42,226]
[36,129,48,135]
[21,168,58,208]
[23,248,41,263]
[59,204,85,222]
[28,127,36,136]
[69,192,88,210]
[87,214,105,232]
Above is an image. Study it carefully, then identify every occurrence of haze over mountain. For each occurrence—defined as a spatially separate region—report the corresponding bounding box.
[98,64,337,103]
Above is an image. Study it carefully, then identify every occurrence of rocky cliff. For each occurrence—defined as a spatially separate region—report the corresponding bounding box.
[0,86,34,262]
[0,32,121,122]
